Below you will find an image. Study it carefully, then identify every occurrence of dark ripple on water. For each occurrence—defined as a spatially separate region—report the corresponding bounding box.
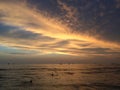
[0,64,120,90]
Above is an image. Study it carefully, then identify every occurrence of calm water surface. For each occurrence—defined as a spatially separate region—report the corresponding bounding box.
[0,64,120,90]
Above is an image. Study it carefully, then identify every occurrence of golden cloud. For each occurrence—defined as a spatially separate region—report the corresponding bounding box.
[0,0,120,56]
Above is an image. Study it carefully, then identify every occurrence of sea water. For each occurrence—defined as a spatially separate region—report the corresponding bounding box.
[0,64,120,90]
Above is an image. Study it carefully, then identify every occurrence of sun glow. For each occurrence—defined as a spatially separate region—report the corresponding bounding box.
[0,0,120,56]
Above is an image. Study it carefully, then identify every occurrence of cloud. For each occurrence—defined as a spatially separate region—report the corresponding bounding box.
[0,45,38,56]
[116,0,120,8]
[0,0,120,57]
[0,24,55,41]
[57,0,120,43]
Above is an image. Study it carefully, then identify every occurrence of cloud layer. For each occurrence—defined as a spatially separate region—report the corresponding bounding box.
[0,0,120,59]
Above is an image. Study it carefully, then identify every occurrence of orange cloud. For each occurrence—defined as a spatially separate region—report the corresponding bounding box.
[0,0,120,57]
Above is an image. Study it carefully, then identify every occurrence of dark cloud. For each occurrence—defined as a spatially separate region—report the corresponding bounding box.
[27,0,61,17]
[80,47,110,54]
[58,47,120,55]
[52,40,70,47]
[39,40,69,48]
[80,47,120,55]
[77,43,92,47]
[35,0,120,43]
[0,24,55,41]
[0,24,33,38]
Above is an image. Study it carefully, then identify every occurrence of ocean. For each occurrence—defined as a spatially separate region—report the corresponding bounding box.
[0,64,120,90]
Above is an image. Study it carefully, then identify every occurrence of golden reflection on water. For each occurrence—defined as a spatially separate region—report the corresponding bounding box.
[0,64,120,90]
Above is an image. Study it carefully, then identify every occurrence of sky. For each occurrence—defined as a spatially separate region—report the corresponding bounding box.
[0,0,120,64]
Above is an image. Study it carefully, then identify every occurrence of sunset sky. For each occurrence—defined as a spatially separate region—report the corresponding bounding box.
[0,0,120,63]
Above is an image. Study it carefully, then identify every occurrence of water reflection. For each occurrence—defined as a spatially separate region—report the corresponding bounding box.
[0,64,120,90]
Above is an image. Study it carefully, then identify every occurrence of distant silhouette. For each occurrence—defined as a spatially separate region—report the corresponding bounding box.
[22,79,33,86]
[51,71,58,77]
[30,80,32,83]
[51,72,54,76]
